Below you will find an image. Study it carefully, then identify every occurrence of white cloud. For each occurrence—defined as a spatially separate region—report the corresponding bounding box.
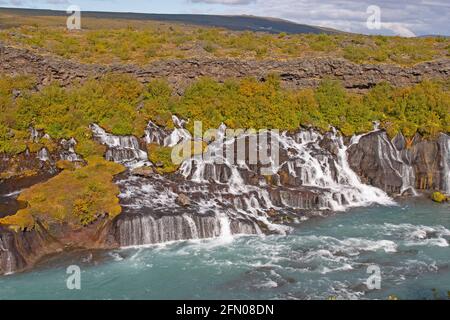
[382,23,416,37]
[188,0,449,36]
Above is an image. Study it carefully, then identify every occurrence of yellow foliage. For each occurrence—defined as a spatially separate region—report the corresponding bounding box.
[0,157,125,230]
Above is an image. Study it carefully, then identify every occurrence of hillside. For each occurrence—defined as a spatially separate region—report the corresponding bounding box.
[0,7,340,34]
[0,8,448,66]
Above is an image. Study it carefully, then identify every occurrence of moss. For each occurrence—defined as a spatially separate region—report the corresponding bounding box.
[0,168,38,181]
[147,143,180,174]
[0,74,448,162]
[56,160,79,171]
[0,156,125,230]
[0,17,447,66]
[431,192,448,203]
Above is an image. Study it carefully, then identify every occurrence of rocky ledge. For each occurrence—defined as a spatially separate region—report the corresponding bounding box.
[1,43,449,93]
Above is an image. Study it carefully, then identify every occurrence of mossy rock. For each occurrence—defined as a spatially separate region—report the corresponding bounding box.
[431,191,448,203]
[0,156,125,230]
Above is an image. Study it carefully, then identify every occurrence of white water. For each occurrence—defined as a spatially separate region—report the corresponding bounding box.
[37,148,50,162]
[104,119,398,247]
[91,124,149,168]
[377,133,417,195]
[59,138,83,162]
[277,130,394,211]
[176,124,393,214]
[0,237,14,275]
[440,134,450,194]
[144,116,191,147]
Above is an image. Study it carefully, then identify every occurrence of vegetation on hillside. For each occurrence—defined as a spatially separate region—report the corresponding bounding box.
[0,18,448,66]
[0,156,125,230]
[0,73,449,161]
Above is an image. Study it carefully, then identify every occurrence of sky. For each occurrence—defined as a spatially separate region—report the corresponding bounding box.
[0,0,449,36]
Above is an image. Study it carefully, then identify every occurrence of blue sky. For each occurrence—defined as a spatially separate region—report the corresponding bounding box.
[0,0,449,36]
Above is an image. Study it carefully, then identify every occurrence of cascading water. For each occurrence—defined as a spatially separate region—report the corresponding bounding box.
[96,118,397,247]
[0,234,17,275]
[377,133,417,195]
[37,148,50,162]
[144,116,191,147]
[439,134,450,194]
[90,124,149,168]
[59,138,83,162]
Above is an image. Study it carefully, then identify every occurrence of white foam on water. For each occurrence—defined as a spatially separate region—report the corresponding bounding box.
[218,213,234,244]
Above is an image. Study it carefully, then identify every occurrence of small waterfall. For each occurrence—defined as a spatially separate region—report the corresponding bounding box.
[218,213,233,242]
[0,235,16,275]
[29,127,42,143]
[91,124,149,168]
[59,138,83,162]
[377,133,417,195]
[115,213,226,247]
[144,121,171,146]
[183,214,199,239]
[144,116,191,147]
[37,148,50,162]
[439,134,450,194]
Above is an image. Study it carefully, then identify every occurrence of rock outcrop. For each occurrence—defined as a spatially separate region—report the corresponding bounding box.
[0,223,59,275]
[348,131,450,195]
[1,43,449,93]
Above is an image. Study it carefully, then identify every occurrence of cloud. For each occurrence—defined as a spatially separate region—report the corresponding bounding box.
[188,0,449,36]
[382,23,416,38]
[0,0,448,35]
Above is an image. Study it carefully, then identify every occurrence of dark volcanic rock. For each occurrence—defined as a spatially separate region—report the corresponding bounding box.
[348,131,450,195]
[0,223,60,275]
[1,43,448,92]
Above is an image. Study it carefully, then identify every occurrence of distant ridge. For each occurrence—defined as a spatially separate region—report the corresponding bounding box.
[0,7,342,34]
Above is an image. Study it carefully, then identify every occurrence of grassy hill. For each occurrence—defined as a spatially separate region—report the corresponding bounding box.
[0,7,340,34]
[0,8,448,66]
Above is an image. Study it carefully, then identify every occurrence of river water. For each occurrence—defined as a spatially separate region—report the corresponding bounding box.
[0,199,449,300]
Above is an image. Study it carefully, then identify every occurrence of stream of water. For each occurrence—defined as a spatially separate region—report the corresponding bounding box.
[1,199,448,300]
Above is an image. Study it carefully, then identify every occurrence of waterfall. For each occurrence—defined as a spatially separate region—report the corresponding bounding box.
[439,134,450,194]
[37,148,50,162]
[336,135,395,209]
[218,213,233,242]
[0,235,16,275]
[91,124,149,168]
[111,121,398,247]
[377,133,417,195]
[183,214,199,239]
[144,116,191,147]
[115,213,227,247]
[59,138,83,162]
[29,127,42,143]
